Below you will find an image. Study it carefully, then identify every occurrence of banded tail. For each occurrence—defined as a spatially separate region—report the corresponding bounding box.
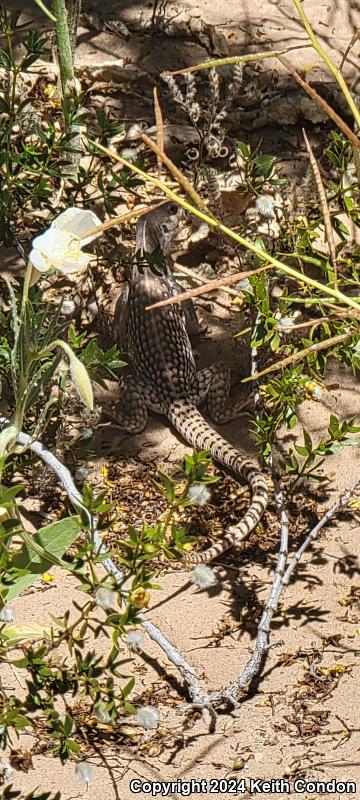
[166,400,268,564]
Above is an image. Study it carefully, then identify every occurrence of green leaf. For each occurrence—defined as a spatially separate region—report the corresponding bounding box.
[63,714,74,736]
[157,471,175,503]
[0,96,10,113]
[0,49,12,70]
[66,739,80,754]
[2,622,51,645]
[0,484,24,504]
[124,701,136,714]
[326,439,359,454]
[236,140,250,160]
[294,445,308,457]
[20,53,41,72]
[303,428,313,454]
[344,195,355,212]
[12,714,30,729]
[328,414,340,437]
[288,413,298,429]
[123,676,135,697]
[1,516,81,602]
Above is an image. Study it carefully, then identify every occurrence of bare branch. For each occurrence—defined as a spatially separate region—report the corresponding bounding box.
[141,133,211,216]
[146,264,272,310]
[278,57,360,150]
[153,87,164,175]
[302,128,338,291]
[339,28,360,73]
[242,330,355,383]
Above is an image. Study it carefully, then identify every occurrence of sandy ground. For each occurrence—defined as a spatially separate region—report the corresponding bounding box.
[2,1,360,799]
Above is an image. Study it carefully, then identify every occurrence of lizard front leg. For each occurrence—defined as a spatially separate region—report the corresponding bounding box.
[113,286,129,348]
[170,275,206,337]
[189,362,252,423]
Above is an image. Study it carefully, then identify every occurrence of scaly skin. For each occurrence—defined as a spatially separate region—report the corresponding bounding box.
[113,202,268,563]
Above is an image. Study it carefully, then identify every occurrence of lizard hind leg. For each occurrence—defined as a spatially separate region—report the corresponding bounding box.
[190,362,252,423]
[111,377,148,433]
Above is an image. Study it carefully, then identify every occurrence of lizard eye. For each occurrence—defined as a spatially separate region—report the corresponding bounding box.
[168,204,178,216]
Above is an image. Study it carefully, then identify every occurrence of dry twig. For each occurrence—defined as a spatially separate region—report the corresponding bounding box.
[141,133,211,216]
[175,263,240,299]
[242,330,356,383]
[146,264,272,310]
[302,128,339,291]
[278,57,360,150]
[153,87,164,175]
[339,28,360,73]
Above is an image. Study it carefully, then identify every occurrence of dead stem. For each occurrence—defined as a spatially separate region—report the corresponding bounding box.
[302,128,338,291]
[146,265,272,309]
[242,330,356,383]
[153,87,164,175]
[278,57,360,150]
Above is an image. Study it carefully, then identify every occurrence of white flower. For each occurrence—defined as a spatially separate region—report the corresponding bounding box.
[75,466,89,482]
[79,428,94,439]
[125,630,145,652]
[120,147,137,162]
[255,194,275,218]
[75,762,93,785]
[276,315,296,333]
[310,384,323,400]
[188,484,211,507]
[61,298,76,315]
[93,702,111,724]
[235,278,254,295]
[135,705,159,729]
[94,587,116,611]
[191,564,216,589]
[305,381,325,401]
[0,605,15,623]
[29,208,102,275]
[0,759,13,781]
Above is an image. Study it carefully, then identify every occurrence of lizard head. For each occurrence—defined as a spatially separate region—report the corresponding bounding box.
[135,202,184,256]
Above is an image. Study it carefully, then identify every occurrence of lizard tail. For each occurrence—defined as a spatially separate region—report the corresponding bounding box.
[167,400,268,565]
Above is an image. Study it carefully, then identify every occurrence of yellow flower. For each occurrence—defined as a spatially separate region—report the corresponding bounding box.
[44,83,56,99]
[304,380,326,401]
[130,588,150,609]
[100,465,116,487]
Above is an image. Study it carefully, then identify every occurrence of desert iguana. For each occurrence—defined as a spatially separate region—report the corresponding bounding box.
[113,202,268,563]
